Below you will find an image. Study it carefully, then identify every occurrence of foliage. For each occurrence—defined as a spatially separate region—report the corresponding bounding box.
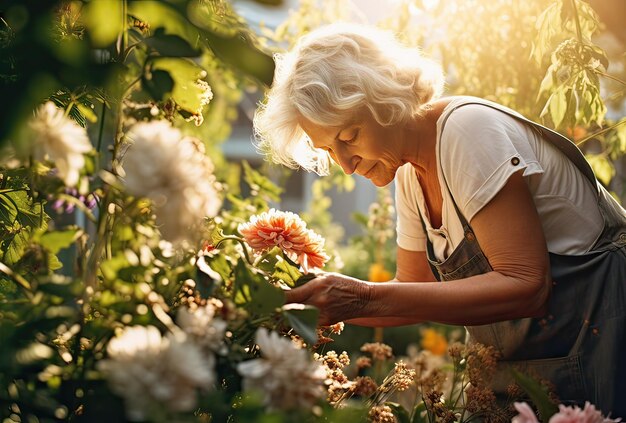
[0,0,342,421]
[1,0,625,421]
[403,0,626,195]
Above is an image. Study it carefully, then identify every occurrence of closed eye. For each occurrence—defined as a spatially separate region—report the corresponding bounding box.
[340,129,360,145]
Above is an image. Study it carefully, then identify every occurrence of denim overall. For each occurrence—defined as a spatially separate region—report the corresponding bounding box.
[424,100,626,415]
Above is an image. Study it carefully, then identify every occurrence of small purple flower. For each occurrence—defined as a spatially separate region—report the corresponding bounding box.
[85,193,98,209]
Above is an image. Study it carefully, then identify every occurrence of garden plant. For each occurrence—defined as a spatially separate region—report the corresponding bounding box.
[0,0,624,422]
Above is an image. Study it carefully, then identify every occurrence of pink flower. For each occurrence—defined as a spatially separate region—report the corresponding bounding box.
[238,209,330,273]
[549,402,621,423]
[512,402,540,423]
[512,402,621,423]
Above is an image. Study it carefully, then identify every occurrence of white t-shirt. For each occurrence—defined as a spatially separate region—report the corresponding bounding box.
[395,97,603,260]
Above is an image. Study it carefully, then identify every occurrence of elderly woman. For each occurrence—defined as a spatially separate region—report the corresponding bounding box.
[253,23,626,414]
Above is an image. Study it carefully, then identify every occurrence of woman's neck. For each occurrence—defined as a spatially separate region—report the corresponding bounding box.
[405,99,451,180]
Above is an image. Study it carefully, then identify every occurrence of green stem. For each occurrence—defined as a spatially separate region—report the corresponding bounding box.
[0,188,28,194]
[576,119,626,146]
[64,101,74,118]
[214,235,254,266]
[0,192,20,224]
[96,101,107,170]
[84,187,113,288]
[121,0,128,60]
[596,71,626,87]
[569,0,584,42]
[0,261,32,293]
[57,194,97,222]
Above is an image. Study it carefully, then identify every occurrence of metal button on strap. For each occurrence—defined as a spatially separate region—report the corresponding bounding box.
[465,232,476,242]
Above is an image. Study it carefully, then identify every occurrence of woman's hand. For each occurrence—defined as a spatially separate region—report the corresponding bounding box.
[284,272,373,325]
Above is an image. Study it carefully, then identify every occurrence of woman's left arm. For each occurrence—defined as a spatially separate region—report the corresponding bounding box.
[285,170,552,326]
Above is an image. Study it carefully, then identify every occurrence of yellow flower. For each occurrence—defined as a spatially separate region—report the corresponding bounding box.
[420,328,448,356]
[368,263,392,282]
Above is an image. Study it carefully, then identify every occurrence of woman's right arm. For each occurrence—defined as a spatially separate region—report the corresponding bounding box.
[346,247,436,326]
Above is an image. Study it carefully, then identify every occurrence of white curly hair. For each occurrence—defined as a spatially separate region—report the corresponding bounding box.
[253,22,445,175]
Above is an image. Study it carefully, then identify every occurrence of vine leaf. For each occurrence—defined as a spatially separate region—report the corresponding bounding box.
[282,304,319,345]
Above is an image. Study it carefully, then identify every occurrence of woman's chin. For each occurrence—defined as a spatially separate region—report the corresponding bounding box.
[369,174,394,187]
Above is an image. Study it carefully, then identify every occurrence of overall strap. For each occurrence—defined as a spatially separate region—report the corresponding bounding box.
[438,100,599,206]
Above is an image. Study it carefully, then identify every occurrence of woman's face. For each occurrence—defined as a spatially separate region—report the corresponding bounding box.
[298,112,406,187]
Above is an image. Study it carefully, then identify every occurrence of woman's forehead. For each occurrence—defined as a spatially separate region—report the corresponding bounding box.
[297,116,341,143]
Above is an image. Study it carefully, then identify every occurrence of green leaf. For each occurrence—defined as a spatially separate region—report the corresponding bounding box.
[187,5,275,86]
[142,69,174,102]
[272,255,302,288]
[0,199,17,226]
[549,89,567,129]
[38,228,79,254]
[586,154,614,186]
[83,0,124,47]
[100,255,130,282]
[203,253,232,283]
[150,57,208,115]
[144,28,201,57]
[2,229,31,266]
[511,368,559,422]
[294,273,316,288]
[282,304,318,345]
[242,161,282,202]
[75,102,98,123]
[48,254,63,271]
[411,402,428,423]
[386,402,411,423]
[233,260,284,315]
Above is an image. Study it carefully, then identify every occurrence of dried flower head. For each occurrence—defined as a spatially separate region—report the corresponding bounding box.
[122,121,221,243]
[465,343,500,386]
[328,321,345,335]
[466,384,497,414]
[238,208,330,273]
[353,376,378,397]
[316,350,350,370]
[356,356,373,370]
[392,361,416,392]
[29,101,92,186]
[237,328,326,410]
[368,405,397,423]
[97,326,214,421]
[360,342,393,362]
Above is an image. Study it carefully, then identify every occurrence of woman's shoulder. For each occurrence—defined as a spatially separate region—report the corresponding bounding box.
[438,97,526,138]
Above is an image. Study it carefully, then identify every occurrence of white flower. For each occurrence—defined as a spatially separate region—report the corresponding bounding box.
[177,304,228,354]
[29,101,92,186]
[121,121,221,243]
[97,325,214,421]
[237,328,326,410]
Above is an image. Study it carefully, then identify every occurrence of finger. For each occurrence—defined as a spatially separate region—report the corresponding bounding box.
[284,284,311,304]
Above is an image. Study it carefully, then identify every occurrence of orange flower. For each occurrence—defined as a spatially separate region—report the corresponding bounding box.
[238,209,330,273]
[368,263,393,282]
[566,126,588,141]
[420,328,448,356]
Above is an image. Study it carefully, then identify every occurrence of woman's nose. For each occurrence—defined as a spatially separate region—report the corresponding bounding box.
[332,148,359,175]
[335,154,359,175]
